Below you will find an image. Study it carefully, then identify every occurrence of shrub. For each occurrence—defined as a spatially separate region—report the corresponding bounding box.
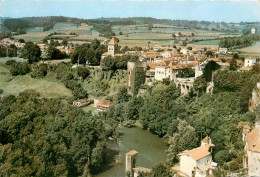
[5,60,16,65]
[10,62,30,76]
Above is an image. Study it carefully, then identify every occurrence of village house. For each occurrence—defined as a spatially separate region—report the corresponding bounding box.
[143,51,162,62]
[243,120,260,176]
[174,136,217,177]
[96,99,112,111]
[0,38,14,46]
[160,50,176,58]
[218,48,228,54]
[244,56,257,67]
[73,99,88,107]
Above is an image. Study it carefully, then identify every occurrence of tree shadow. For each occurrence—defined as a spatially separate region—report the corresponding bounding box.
[93,146,120,175]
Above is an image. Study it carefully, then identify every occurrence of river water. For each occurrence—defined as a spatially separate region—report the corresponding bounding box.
[95,126,168,177]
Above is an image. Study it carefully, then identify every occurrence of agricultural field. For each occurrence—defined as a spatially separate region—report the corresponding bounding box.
[187,40,220,49]
[113,24,232,48]
[13,22,106,42]
[10,22,240,49]
[237,42,260,57]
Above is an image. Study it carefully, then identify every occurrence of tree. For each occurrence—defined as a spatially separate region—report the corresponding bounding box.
[130,66,146,95]
[203,61,220,82]
[7,44,17,57]
[30,64,48,78]
[115,86,130,103]
[193,76,207,95]
[10,62,30,76]
[0,45,7,57]
[46,46,66,59]
[77,67,90,80]
[119,32,123,35]
[22,41,41,63]
[233,53,239,59]
[151,163,172,177]
[61,39,68,46]
[229,58,239,71]
[166,120,198,165]
[18,38,25,43]
[100,56,115,71]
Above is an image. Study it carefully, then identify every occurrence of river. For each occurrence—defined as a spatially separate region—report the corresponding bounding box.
[95,126,168,177]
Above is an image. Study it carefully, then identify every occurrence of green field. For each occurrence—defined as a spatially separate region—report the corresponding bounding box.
[0,66,72,98]
[187,40,220,49]
[13,22,106,42]
[0,57,25,64]
[237,42,260,57]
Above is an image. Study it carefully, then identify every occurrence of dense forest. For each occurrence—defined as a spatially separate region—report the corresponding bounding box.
[0,90,116,176]
[3,16,74,32]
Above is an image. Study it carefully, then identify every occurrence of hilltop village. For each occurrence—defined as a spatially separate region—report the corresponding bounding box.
[0,19,260,177]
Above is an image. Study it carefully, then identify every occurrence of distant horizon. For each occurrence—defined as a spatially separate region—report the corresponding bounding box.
[1,0,260,23]
[1,16,260,24]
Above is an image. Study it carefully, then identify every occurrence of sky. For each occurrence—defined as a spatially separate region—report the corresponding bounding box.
[0,0,260,23]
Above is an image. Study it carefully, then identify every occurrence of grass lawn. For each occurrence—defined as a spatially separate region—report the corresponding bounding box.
[0,73,72,98]
[0,63,9,73]
[0,57,25,64]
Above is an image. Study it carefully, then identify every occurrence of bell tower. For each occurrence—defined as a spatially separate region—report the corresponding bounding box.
[108,37,118,56]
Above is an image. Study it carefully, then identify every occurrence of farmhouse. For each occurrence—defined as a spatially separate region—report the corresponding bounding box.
[97,99,112,111]
[175,136,217,177]
[243,121,260,176]
[73,99,87,107]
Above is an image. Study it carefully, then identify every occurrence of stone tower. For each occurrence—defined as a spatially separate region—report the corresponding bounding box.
[125,150,138,177]
[108,37,118,56]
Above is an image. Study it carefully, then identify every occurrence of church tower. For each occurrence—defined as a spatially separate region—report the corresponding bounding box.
[108,37,118,56]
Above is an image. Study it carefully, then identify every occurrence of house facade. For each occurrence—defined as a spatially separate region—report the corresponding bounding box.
[243,121,260,176]
[176,136,217,177]
[244,56,257,67]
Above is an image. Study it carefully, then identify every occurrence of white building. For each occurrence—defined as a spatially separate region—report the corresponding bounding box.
[244,56,257,67]
[243,122,260,176]
[160,51,175,59]
[73,99,87,107]
[176,136,217,177]
[251,28,256,34]
[218,48,228,54]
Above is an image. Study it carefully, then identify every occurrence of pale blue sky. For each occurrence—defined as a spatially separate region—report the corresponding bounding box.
[1,0,260,22]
